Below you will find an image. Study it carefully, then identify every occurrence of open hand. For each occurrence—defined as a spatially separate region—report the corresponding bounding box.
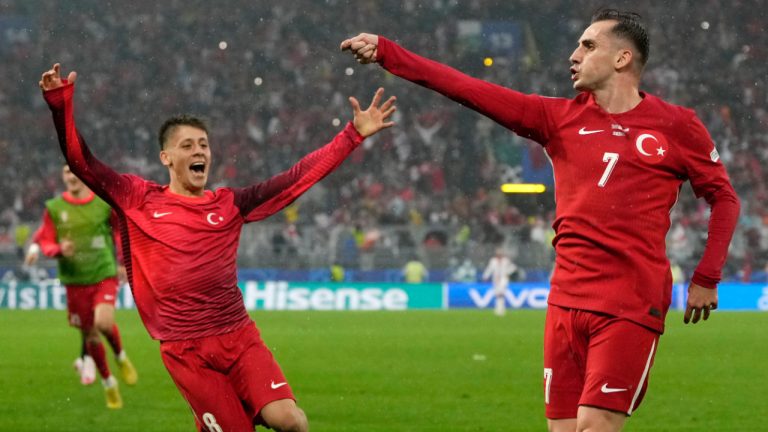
[340,33,379,64]
[684,282,718,324]
[39,63,77,92]
[349,88,396,138]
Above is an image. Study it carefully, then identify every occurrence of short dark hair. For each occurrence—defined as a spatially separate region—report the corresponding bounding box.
[591,8,649,68]
[158,115,209,150]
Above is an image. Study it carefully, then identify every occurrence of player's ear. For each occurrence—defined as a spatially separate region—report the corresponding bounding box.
[615,48,632,70]
[159,150,171,167]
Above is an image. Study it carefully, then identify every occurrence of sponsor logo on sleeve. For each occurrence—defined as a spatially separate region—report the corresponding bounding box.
[710,148,720,162]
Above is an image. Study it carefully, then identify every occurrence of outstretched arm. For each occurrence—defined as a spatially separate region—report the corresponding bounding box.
[235,88,396,221]
[341,34,549,142]
[40,63,140,210]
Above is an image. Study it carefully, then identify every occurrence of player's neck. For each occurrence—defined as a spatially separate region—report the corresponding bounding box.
[168,181,205,198]
[591,83,642,114]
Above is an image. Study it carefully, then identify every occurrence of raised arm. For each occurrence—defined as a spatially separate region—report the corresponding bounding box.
[341,34,550,142]
[234,88,396,221]
[40,64,140,210]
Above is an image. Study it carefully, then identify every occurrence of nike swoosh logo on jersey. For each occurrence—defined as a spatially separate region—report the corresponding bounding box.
[153,211,172,218]
[104,295,114,300]
[271,381,287,390]
[600,383,627,393]
[578,127,604,135]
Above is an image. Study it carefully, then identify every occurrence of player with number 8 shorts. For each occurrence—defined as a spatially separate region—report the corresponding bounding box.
[41,62,397,431]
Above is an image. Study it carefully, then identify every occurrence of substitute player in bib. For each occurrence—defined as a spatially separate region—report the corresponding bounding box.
[25,164,138,409]
[40,63,396,432]
[341,9,740,432]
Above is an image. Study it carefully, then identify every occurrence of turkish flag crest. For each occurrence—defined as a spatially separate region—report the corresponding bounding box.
[632,130,669,164]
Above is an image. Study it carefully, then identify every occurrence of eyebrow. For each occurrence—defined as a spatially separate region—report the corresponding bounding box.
[178,137,208,145]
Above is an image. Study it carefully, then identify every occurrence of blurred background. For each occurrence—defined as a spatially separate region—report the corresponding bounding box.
[0,0,765,284]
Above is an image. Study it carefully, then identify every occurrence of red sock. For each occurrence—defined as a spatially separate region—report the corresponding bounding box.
[103,324,123,355]
[86,341,111,379]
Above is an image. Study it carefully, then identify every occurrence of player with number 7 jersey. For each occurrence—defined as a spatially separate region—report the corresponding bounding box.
[40,62,396,431]
[341,8,740,429]
[343,36,739,333]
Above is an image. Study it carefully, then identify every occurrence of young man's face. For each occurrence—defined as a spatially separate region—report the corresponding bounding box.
[61,165,86,195]
[569,19,623,92]
[160,125,211,195]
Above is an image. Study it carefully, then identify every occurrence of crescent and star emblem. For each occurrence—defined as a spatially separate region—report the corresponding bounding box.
[633,131,668,164]
[635,133,657,156]
[206,212,224,225]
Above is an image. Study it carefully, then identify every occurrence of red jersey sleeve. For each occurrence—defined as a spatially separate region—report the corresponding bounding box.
[233,122,364,222]
[109,210,124,265]
[377,36,551,144]
[35,210,62,257]
[43,83,147,211]
[679,112,741,288]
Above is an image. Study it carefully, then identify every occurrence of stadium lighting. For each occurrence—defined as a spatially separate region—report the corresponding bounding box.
[501,183,547,194]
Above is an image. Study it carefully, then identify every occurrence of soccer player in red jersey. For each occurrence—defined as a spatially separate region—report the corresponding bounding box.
[39,62,396,432]
[26,164,137,409]
[342,8,740,432]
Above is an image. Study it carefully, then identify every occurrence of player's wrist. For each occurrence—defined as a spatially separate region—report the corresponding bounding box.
[690,272,717,289]
[345,121,365,142]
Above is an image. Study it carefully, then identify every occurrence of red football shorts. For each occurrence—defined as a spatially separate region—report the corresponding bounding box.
[160,322,295,432]
[65,277,119,330]
[543,304,660,419]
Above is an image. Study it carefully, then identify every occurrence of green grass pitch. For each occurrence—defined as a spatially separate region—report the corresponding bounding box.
[0,309,765,431]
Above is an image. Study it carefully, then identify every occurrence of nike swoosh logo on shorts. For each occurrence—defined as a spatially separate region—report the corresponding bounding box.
[271,381,287,390]
[153,211,172,218]
[578,127,604,135]
[600,383,627,393]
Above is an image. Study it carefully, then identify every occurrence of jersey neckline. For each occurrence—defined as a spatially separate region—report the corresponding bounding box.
[62,191,96,205]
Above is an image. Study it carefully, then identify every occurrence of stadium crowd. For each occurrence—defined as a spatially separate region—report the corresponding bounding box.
[0,0,765,281]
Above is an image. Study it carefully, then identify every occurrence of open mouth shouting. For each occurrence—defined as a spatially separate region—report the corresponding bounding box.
[190,161,206,177]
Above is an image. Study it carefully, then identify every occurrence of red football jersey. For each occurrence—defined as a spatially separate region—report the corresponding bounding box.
[45,83,364,340]
[378,37,739,332]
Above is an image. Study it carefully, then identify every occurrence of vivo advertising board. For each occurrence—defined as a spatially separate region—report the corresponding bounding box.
[448,282,550,309]
[448,282,768,312]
